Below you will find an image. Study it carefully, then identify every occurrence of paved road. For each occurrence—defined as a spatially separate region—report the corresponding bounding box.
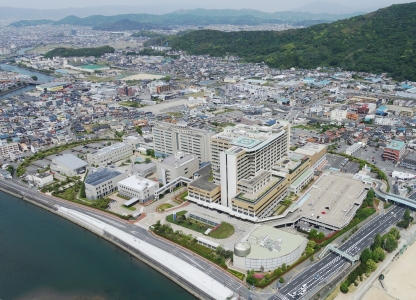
[270,205,405,300]
[0,179,260,300]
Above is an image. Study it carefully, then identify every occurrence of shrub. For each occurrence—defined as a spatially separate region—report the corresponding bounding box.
[340,282,349,294]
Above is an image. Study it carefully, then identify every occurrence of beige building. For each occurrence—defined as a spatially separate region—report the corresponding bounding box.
[157,151,199,185]
[187,122,290,218]
[87,142,134,166]
[294,143,327,170]
[152,122,213,163]
[0,142,20,158]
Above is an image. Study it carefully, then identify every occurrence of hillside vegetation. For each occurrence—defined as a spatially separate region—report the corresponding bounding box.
[44,46,115,58]
[9,9,361,30]
[170,2,416,81]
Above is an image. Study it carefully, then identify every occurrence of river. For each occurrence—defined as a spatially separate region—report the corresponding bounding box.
[0,63,55,100]
[0,191,196,300]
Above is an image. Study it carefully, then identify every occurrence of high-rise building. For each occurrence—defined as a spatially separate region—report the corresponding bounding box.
[214,123,290,217]
[186,123,291,218]
[152,122,213,163]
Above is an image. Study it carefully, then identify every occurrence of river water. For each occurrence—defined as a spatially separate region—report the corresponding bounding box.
[0,191,196,299]
[0,63,55,100]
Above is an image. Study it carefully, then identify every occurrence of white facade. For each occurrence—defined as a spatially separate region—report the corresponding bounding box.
[330,109,348,121]
[0,142,19,158]
[87,143,134,166]
[345,143,363,155]
[32,173,54,187]
[84,167,128,200]
[157,151,199,185]
[117,175,158,203]
[153,122,213,163]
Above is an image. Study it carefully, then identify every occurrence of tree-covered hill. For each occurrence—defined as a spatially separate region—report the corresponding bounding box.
[170,2,416,81]
[44,46,115,58]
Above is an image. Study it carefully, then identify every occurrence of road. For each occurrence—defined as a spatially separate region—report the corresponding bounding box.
[0,179,257,300]
[270,205,405,300]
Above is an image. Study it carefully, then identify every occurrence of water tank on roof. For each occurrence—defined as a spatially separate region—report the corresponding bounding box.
[234,242,251,257]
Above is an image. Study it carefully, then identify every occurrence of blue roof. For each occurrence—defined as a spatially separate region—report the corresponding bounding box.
[266,120,276,125]
[85,168,123,186]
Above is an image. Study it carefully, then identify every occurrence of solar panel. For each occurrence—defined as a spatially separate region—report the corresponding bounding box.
[85,168,122,186]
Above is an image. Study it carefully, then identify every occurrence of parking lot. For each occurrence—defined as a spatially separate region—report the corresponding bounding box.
[297,171,368,229]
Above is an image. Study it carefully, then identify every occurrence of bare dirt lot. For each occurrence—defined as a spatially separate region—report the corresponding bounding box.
[362,240,416,300]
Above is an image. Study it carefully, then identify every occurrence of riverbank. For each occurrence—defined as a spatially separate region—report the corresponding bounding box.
[0,84,30,97]
[0,182,219,300]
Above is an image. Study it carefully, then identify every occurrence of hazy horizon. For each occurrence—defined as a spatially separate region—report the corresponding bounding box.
[0,0,414,13]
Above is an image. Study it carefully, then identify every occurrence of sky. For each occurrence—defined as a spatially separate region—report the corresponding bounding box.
[0,0,414,12]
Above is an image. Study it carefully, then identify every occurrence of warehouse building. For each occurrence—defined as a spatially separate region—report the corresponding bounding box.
[51,154,88,176]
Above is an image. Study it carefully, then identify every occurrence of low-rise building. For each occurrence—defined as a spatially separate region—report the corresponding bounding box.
[31,172,54,187]
[51,154,88,176]
[117,174,158,203]
[84,167,128,200]
[157,151,199,185]
[87,142,134,166]
[383,140,406,162]
[0,142,20,158]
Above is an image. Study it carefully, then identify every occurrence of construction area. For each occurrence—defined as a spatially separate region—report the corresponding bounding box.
[297,171,369,230]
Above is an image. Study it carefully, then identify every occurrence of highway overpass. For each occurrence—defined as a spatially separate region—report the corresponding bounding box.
[372,180,416,209]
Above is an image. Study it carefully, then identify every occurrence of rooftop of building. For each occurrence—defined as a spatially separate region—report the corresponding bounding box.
[158,151,196,168]
[244,226,306,259]
[52,154,88,170]
[118,174,158,190]
[85,167,123,186]
[234,175,285,204]
[90,142,130,156]
[386,140,406,151]
[294,143,327,157]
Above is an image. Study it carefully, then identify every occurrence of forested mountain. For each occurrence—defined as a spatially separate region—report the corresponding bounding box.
[170,2,416,81]
[43,46,115,58]
[9,9,362,29]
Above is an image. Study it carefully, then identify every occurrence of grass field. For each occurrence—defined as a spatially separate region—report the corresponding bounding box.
[209,222,235,239]
[158,203,173,211]
[166,210,211,234]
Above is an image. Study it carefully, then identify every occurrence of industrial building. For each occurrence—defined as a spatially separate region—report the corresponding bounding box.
[117,174,158,203]
[233,226,307,271]
[157,151,199,185]
[50,154,88,176]
[84,167,128,200]
[87,142,134,166]
[152,122,213,163]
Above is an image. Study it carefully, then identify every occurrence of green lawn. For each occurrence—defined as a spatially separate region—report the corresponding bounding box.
[209,222,235,239]
[166,210,211,234]
[158,203,173,211]
[122,205,136,211]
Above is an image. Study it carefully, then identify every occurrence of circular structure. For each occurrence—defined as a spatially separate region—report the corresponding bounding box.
[233,226,307,271]
[234,242,251,257]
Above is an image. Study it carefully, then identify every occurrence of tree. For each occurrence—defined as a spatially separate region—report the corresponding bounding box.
[79,182,86,198]
[366,259,377,273]
[389,227,401,240]
[246,274,256,285]
[373,247,385,262]
[308,229,318,239]
[145,157,152,164]
[340,282,349,294]
[317,232,325,240]
[360,248,372,264]
[31,75,38,81]
[383,234,398,253]
[372,233,382,250]
[279,277,285,283]
[135,126,143,136]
